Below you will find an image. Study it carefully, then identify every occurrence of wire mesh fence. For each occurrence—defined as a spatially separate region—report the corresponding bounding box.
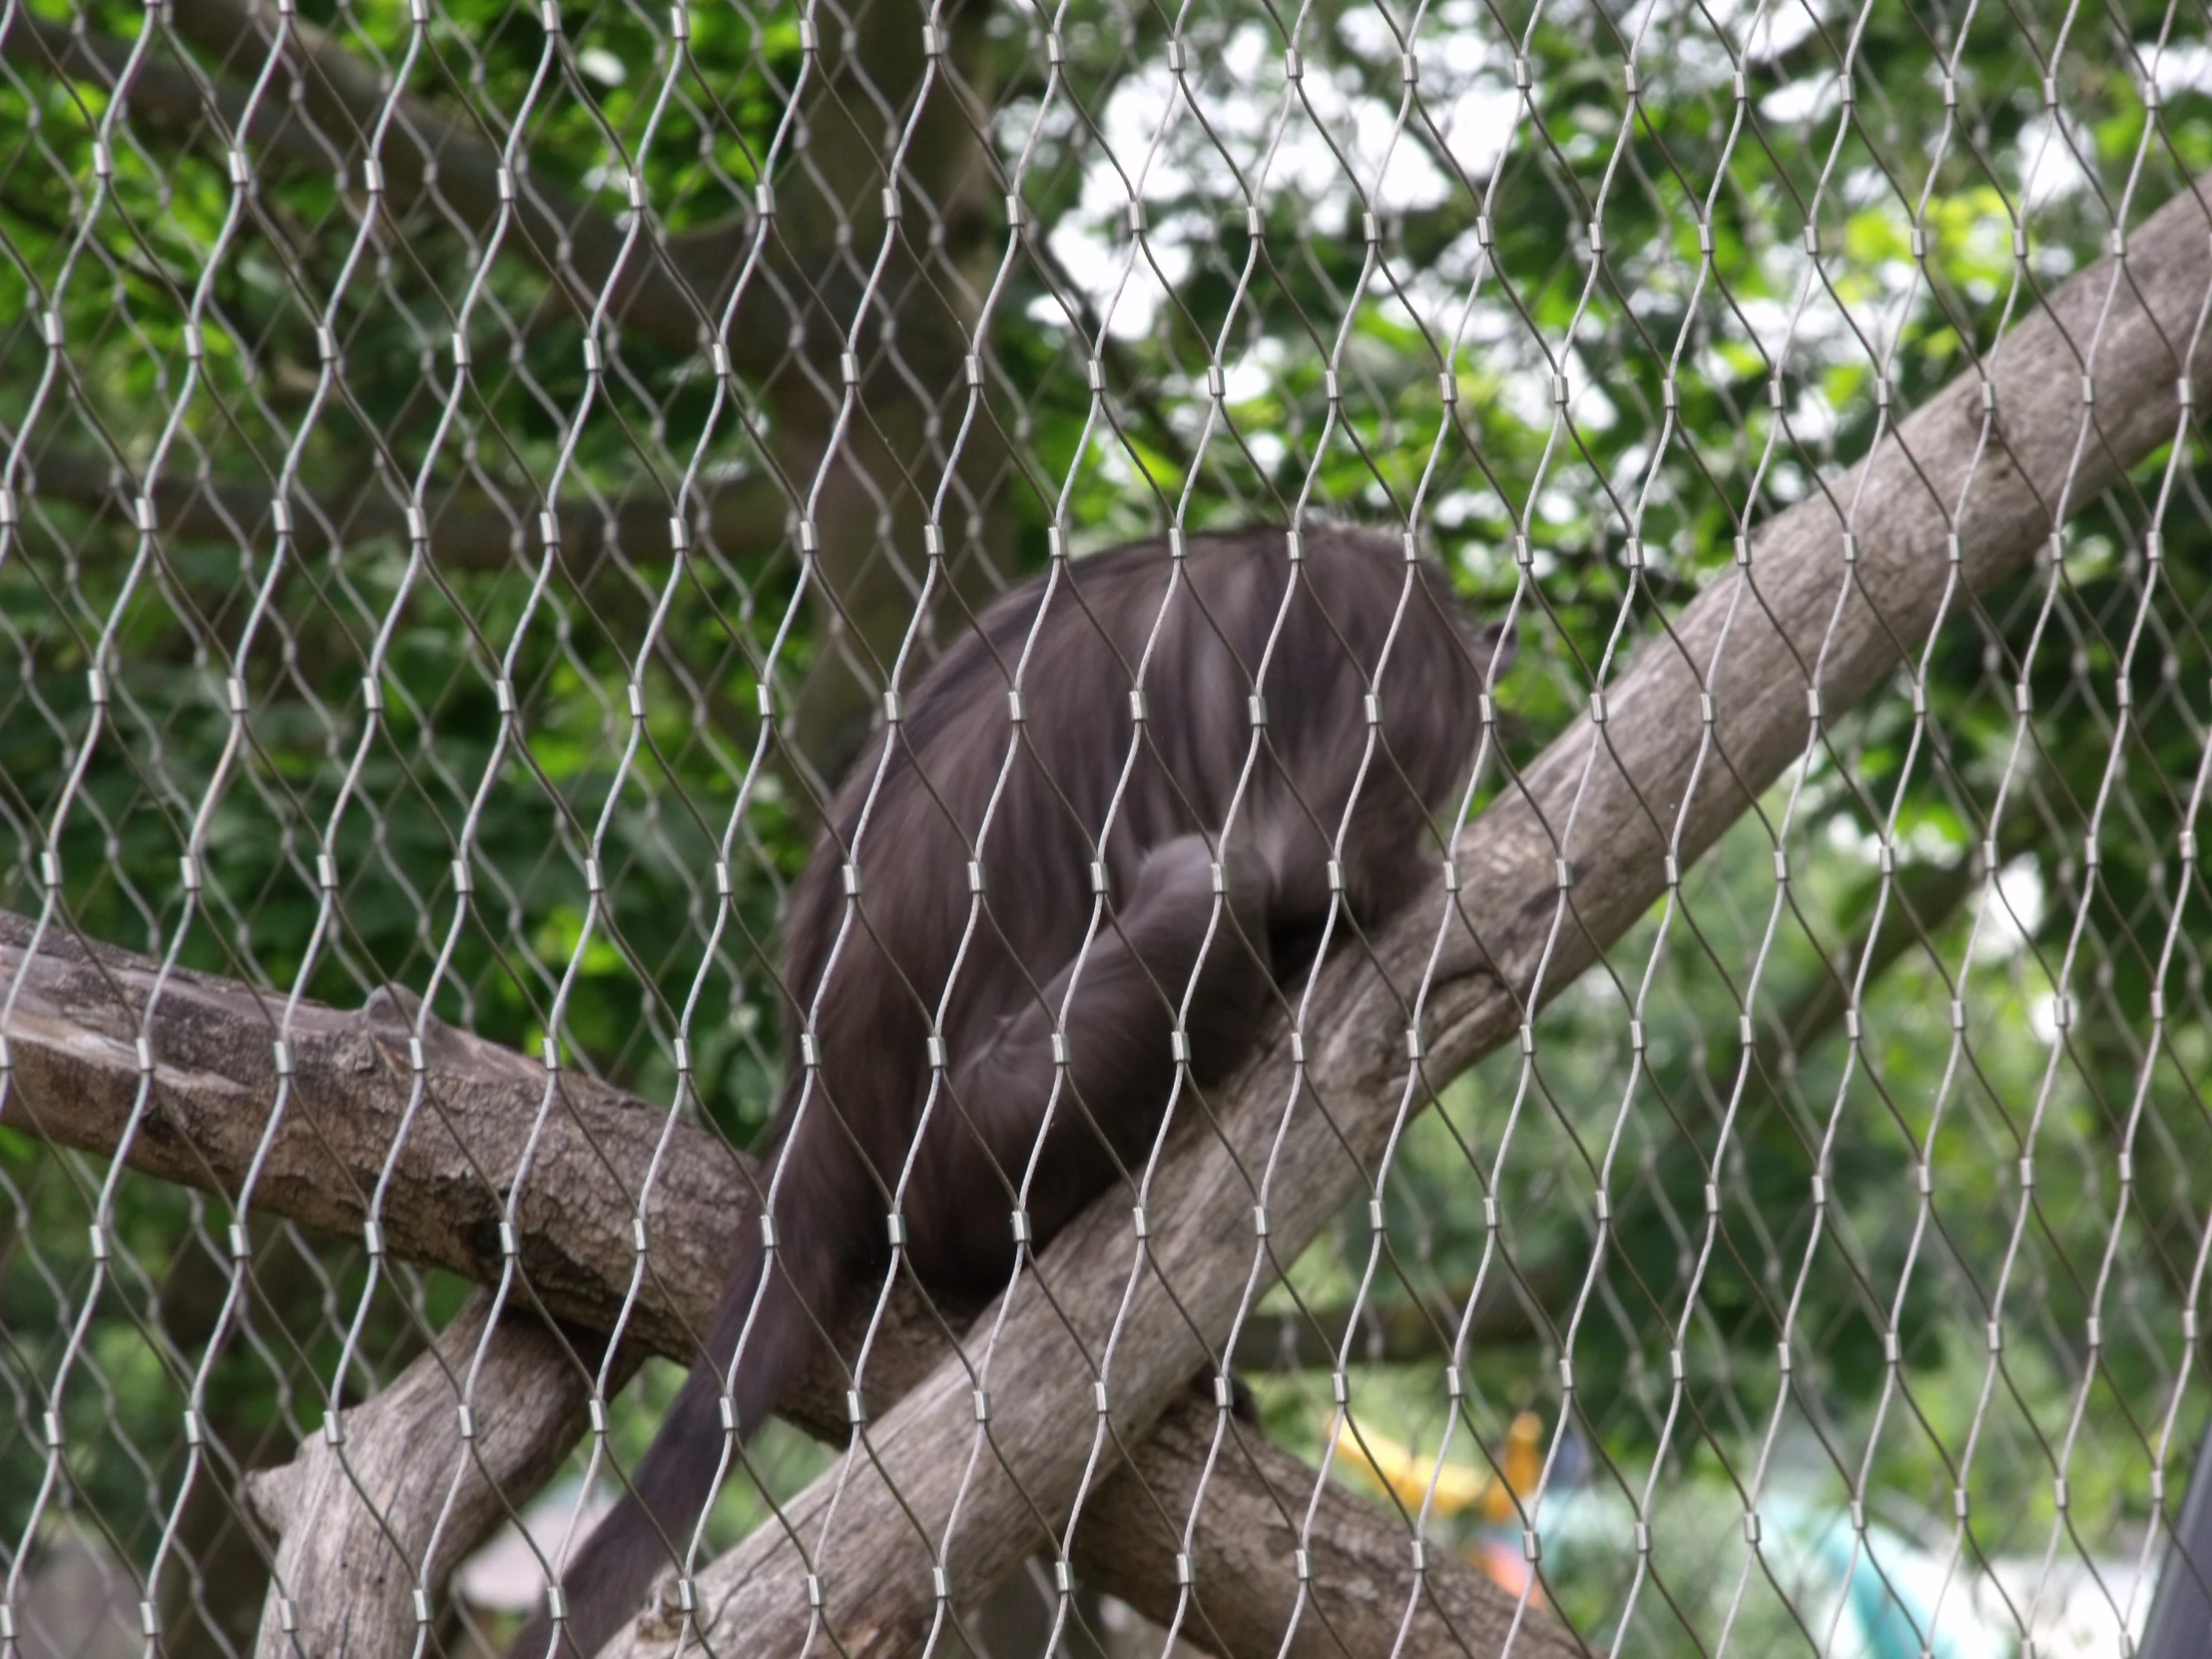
[2,0,2210,1654]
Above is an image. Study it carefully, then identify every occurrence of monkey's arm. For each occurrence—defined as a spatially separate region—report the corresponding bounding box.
[942,834,1272,1247]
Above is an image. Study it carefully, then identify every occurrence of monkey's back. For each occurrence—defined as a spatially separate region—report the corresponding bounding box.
[502,529,1494,1659]
[771,526,1488,1292]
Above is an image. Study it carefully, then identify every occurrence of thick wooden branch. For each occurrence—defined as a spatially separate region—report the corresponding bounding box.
[241,1291,636,1659]
[1075,1401,1583,1659]
[0,913,1561,1656]
[618,184,2212,1658]
[0,914,743,1365]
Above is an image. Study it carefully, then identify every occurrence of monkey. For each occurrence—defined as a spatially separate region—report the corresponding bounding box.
[508,525,1510,1658]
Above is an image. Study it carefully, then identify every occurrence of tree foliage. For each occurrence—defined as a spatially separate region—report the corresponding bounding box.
[3,0,2210,1648]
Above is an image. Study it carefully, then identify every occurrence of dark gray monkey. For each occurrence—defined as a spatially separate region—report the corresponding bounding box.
[510,525,1509,1657]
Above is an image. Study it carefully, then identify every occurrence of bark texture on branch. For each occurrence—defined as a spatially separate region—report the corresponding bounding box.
[242,1291,636,1659]
[611,182,2212,1659]
[0,912,1559,1656]
[1422,206,2212,1056]
[0,912,744,1366]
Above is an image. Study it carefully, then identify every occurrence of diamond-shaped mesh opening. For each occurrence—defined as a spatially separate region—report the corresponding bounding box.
[3,0,2210,1654]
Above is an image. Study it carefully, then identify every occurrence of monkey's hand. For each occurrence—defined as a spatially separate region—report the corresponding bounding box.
[1119,832,1276,1080]
[937,832,1274,1248]
[1130,830,1272,949]
[1216,803,1339,986]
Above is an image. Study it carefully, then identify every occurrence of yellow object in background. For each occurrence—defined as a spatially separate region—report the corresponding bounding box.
[1335,1409,1545,1523]
[1335,1410,1552,1605]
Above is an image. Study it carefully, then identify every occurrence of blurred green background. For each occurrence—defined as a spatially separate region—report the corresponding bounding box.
[2,0,2209,1650]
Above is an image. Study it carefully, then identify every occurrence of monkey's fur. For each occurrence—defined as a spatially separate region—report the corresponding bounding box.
[510,526,1507,1657]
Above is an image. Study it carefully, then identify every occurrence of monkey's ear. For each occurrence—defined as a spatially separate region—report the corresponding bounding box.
[1475,619,1517,680]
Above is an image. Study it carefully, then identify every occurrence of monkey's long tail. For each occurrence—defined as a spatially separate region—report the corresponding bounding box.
[504,1227,828,1659]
